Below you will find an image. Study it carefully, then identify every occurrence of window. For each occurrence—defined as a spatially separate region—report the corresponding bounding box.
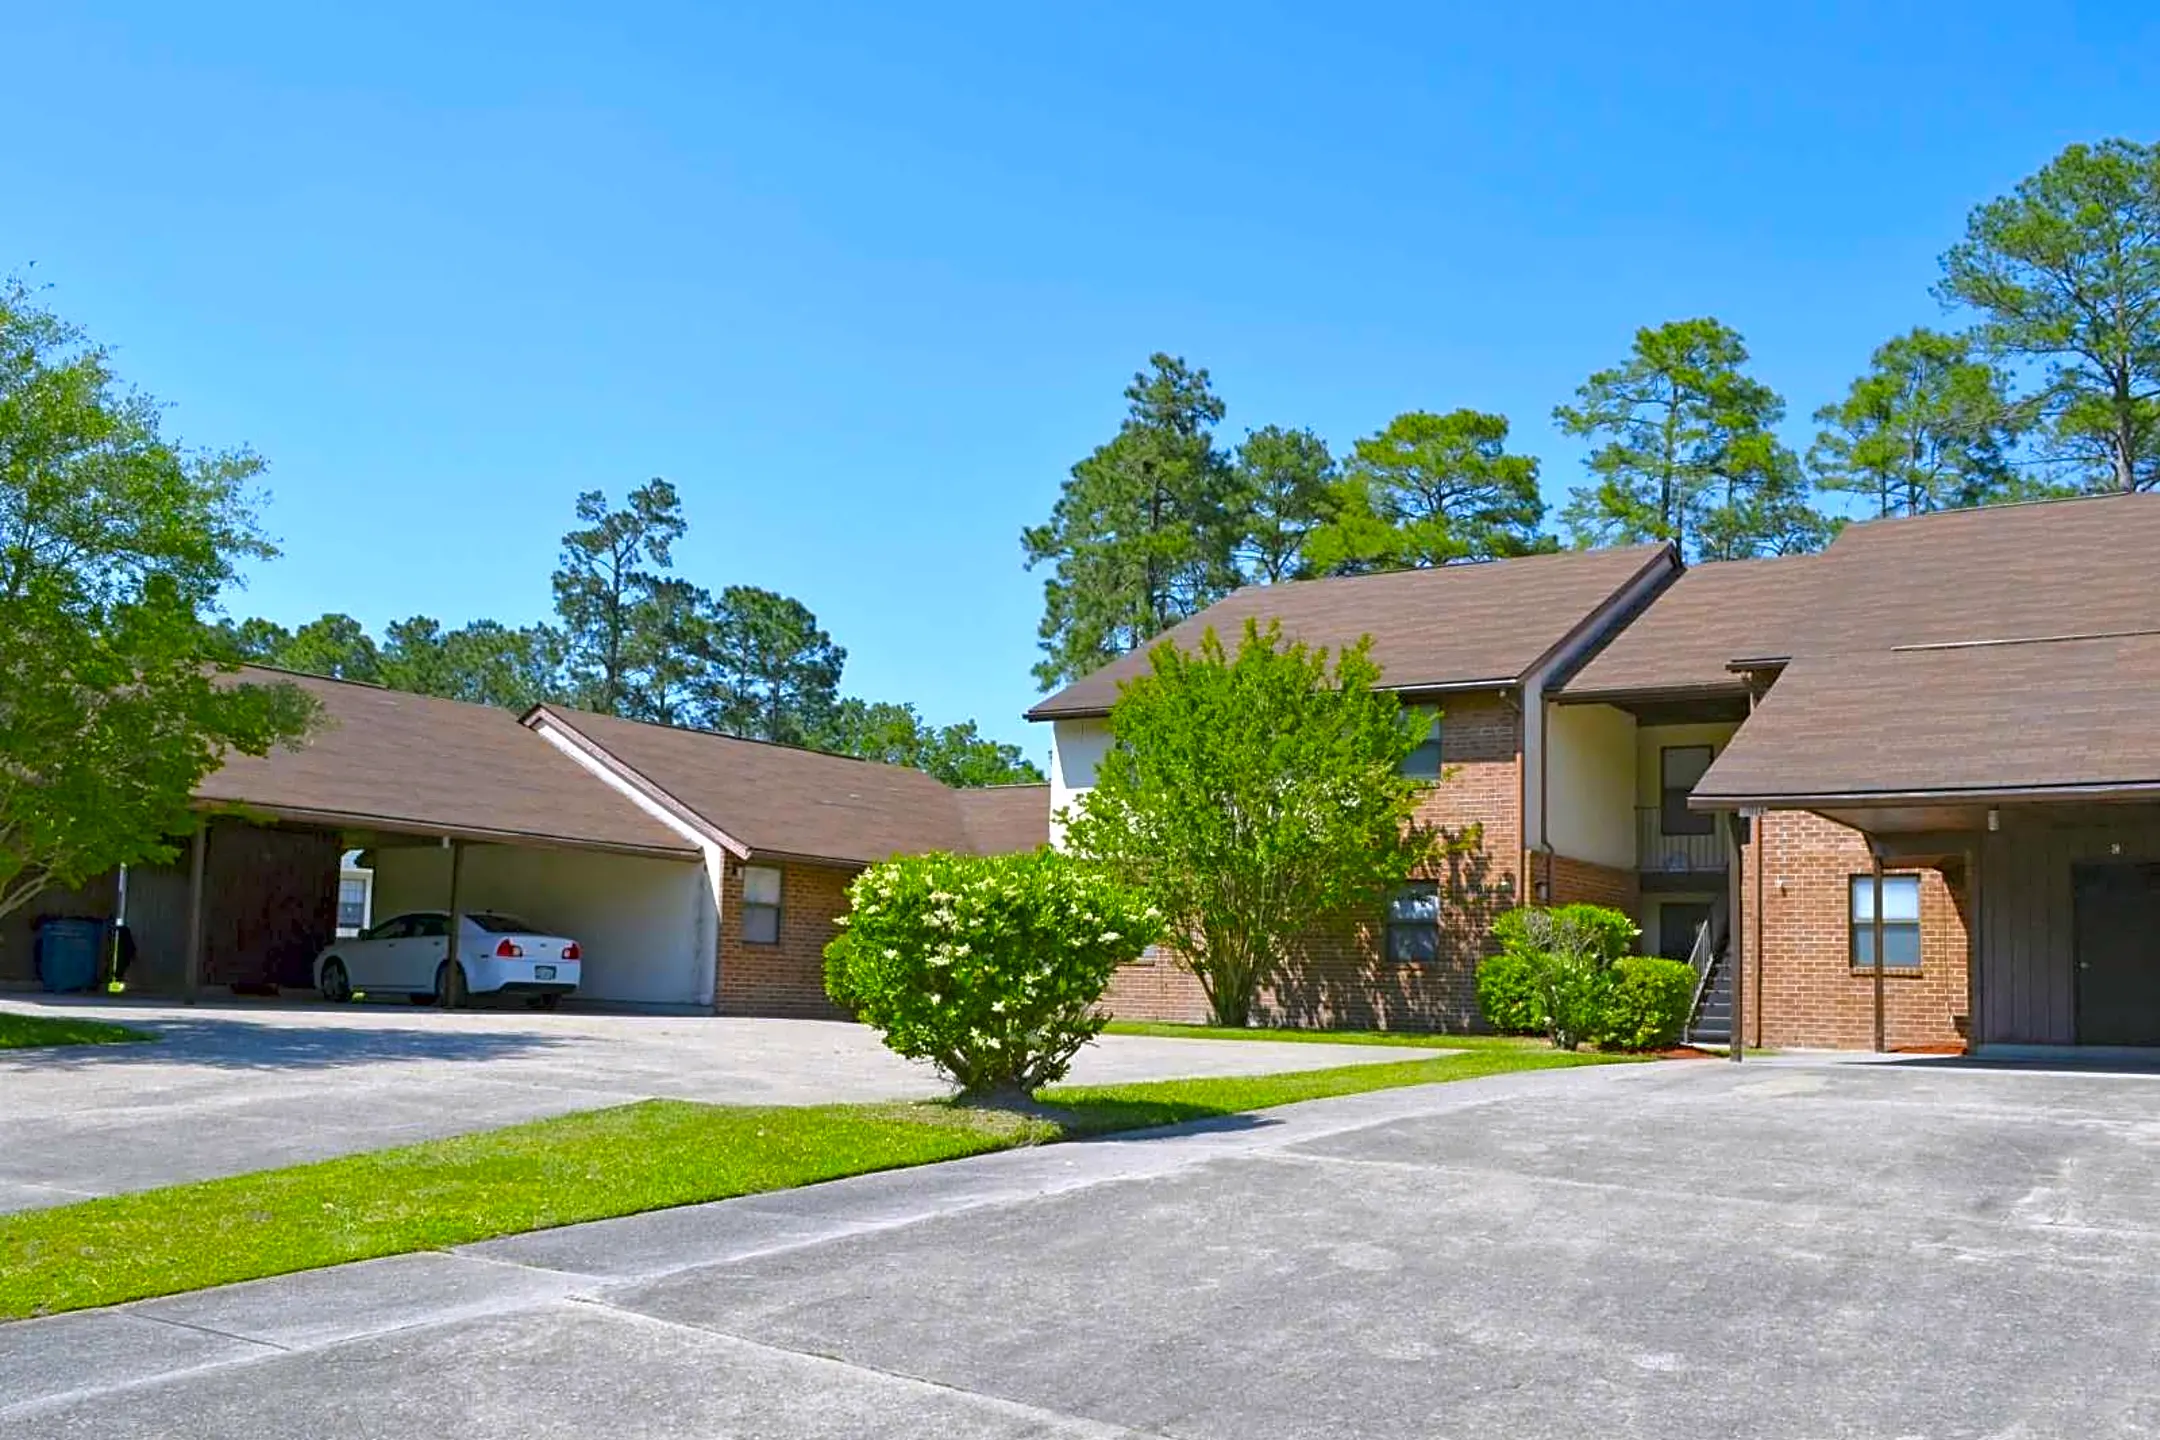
[1386,882,1440,963]
[741,865,783,945]
[1400,710,1444,780]
[412,914,450,939]
[1850,874,1922,971]
[1660,745,1715,836]
[367,915,413,941]
[337,878,370,931]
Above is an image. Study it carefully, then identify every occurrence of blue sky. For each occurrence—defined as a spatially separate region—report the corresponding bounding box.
[4,2,2153,766]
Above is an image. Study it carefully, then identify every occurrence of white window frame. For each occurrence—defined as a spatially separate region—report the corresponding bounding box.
[741,865,783,945]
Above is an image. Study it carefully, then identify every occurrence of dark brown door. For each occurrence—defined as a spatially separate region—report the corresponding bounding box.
[1658,903,1713,962]
[2073,862,2160,1046]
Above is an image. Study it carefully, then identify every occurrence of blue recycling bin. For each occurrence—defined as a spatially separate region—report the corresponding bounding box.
[34,918,105,993]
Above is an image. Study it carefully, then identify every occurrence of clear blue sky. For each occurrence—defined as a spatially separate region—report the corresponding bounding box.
[5,3,2152,766]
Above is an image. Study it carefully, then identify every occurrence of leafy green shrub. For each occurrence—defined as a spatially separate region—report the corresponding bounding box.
[1489,903,1643,1049]
[1597,955,1697,1051]
[824,849,1161,1098]
[1475,950,1545,1034]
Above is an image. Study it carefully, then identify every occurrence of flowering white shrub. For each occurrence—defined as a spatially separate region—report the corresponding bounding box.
[823,849,1162,1097]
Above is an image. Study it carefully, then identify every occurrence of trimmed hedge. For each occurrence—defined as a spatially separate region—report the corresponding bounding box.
[1600,956,1697,1051]
[1473,950,1544,1035]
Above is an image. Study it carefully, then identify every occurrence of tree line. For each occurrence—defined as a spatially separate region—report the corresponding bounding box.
[1024,138,2160,687]
[229,480,1043,787]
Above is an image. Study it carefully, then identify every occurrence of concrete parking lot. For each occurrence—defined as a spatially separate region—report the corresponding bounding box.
[10,1056,2160,1436]
[0,996,1442,1210]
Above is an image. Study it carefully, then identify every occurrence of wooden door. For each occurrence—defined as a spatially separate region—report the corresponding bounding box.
[2073,862,2160,1046]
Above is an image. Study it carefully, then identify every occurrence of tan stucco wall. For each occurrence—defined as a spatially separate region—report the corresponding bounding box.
[1544,702,1637,871]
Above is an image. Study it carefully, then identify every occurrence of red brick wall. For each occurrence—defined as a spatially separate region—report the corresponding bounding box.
[1743,811,1969,1050]
[716,858,856,1019]
[1236,689,1524,1033]
[1103,950,1213,1024]
[1540,852,1640,915]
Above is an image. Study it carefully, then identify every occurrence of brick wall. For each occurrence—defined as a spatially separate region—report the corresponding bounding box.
[1103,951,1213,1024]
[716,858,856,1019]
[1539,851,1640,915]
[1247,689,1524,1033]
[1743,811,1968,1050]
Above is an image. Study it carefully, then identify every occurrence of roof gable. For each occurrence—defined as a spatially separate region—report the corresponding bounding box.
[1027,544,1673,720]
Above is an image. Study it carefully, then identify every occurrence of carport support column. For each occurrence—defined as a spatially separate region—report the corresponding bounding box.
[1872,855,1888,1053]
[183,823,207,1002]
[443,839,466,1010]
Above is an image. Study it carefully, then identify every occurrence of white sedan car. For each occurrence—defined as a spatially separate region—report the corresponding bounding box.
[315,911,582,1008]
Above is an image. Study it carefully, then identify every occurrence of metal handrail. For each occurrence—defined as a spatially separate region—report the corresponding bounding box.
[1684,918,1718,1020]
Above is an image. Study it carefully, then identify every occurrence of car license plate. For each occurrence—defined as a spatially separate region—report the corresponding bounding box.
[535,965,556,980]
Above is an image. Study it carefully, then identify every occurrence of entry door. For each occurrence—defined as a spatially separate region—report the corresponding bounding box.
[2073,862,2160,1046]
[1658,903,1713,963]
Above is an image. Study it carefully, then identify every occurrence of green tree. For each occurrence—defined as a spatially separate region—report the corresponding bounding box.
[1557,318,1823,560]
[1230,425,1336,583]
[818,699,1044,787]
[1062,620,1439,1028]
[1808,328,2032,517]
[1308,409,1551,571]
[552,479,687,714]
[1023,354,1240,688]
[0,279,314,921]
[276,613,382,681]
[708,585,845,745]
[1938,139,2160,493]
[380,617,565,711]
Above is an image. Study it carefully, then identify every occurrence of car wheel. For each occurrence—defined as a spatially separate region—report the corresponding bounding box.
[319,958,353,1003]
[433,960,468,1009]
[528,993,561,1011]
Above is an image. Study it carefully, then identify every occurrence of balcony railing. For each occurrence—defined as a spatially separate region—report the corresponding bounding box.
[1636,806,1726,875]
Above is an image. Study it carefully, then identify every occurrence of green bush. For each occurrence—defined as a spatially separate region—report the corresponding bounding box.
[823,849,1161,1098]
[1474,951,1545,1035]
[1488,903,1644,1049]
[1597,955,1697,1052]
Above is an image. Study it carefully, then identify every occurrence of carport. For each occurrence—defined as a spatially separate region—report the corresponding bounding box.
[160,670,714,1007]
[1695,634,2160,1051]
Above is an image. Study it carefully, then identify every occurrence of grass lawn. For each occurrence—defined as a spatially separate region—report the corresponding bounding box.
[0,1040,1624,1321]
[1103,1019,1528,1050]
[0,1011,156,1050]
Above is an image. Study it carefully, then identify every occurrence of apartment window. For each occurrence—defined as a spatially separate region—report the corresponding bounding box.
[1400,710,1444,781]
[1386,882,1441,963]
[741,865,783,945]
[336,877,371,932]
[1660,745,1715,836]
[1849,874,1922,972]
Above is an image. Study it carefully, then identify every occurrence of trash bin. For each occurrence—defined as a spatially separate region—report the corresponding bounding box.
[33,917,105,993]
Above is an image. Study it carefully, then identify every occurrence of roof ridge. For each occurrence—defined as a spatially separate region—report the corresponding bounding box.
[541,703,962,784]
[1888,627,2160,654]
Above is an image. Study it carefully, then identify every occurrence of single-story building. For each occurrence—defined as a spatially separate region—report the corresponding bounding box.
[1,671,1050,1012]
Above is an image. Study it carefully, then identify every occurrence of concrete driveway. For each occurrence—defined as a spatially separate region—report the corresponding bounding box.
[11,1056,2160,1436]
[0,997,1444,1211]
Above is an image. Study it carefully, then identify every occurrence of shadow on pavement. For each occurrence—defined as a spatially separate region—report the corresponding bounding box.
[0,1016,571,1073]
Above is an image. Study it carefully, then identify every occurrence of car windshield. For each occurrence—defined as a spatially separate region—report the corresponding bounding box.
[467,912,539,934]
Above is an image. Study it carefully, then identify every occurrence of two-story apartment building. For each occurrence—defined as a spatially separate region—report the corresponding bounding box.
[1035,492,2160,1054]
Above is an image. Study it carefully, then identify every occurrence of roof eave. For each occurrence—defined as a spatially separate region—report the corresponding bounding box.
[188,798,699,861]
[1691,779,2160,811]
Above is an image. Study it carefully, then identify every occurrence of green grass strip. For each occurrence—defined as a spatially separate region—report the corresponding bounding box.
[1102,1019,1533,1050]
[0,1041,1621,1321]
[0,1012,156,1050]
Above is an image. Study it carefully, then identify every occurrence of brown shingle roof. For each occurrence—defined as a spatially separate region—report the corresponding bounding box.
[1558,554,1821,700]
[1563,492,2160,700]
[197,670,695,856]
[955,784,1051,854]
[529,707,1040,866]
[1027,544,1674,720]
[1693,633,2160,803]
